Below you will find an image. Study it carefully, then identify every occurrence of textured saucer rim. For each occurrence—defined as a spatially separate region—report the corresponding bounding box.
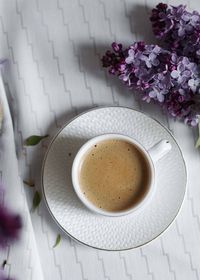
[41,106,187,251]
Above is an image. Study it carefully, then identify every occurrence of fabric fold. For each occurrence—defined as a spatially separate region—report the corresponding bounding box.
[0,73,44,280]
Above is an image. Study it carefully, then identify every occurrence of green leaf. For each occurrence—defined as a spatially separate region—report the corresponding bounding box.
[31,191,41,212]
[23,180,35,187]
[195,117,200,148]
[53,234,61,248]
[25,135,49,146]
[195,138,200,148]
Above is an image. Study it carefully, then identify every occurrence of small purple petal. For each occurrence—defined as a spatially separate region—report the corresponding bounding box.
[157,93,165,102]
[111,42,122,52]
[171,70,179,78]
[149,91,157,98]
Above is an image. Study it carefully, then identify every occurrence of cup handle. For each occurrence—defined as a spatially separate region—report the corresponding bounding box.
[148,140,172,163]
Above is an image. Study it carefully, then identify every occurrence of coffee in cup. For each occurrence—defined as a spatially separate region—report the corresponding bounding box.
[79,139,150,212]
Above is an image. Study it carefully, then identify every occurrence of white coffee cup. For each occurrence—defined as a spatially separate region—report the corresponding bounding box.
[72,134,171,217]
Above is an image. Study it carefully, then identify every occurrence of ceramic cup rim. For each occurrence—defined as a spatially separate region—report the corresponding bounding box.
[71,133,155,217]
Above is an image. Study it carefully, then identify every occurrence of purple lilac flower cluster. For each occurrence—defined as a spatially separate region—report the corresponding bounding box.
[0,184,22,280]
[0,272,14,280]
[0,184,22,248]
[150,3,200,63]
[102,42,200,126]
[0,206,22,248]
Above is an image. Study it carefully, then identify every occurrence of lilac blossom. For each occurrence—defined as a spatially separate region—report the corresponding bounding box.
[0,206,22,248]
[102,42,200,126]
[150,3,200,63]
[0,271,14,280]
[0,184,22,248]
[0,185,20,280]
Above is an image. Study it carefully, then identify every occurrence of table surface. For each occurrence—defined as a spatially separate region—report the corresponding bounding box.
[0,0,200,279]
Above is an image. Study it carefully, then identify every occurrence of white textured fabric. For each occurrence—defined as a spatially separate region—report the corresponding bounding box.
[0,0,200,279]
[0,73,44,279]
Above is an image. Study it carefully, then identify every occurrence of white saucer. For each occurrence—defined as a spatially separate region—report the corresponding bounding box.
[42,107,186,250]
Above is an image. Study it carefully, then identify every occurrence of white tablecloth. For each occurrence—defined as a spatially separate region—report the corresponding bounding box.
[0,0,200,279]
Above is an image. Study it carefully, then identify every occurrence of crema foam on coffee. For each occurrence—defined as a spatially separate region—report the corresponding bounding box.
[78,139,150,212]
